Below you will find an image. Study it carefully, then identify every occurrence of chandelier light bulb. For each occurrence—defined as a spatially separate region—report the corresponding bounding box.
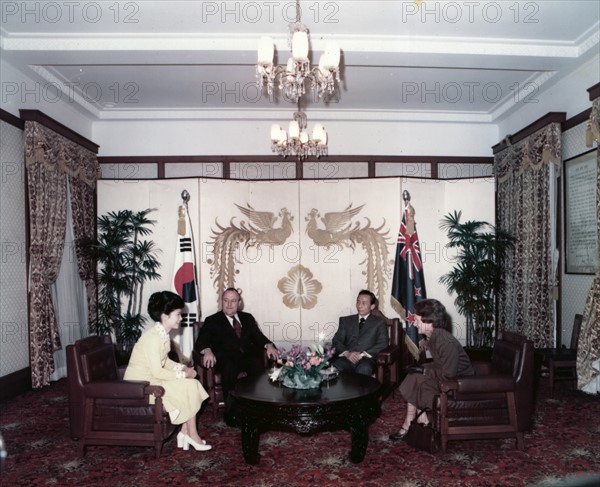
[312,124,324,143]
[258,37,274,65]
[286,58,296,75]
[278,129,287,144]
[319,130,328,146]
[292,31,309,62]
[271,124,282,141]
[324,43,340,70]
[289,120,300,139]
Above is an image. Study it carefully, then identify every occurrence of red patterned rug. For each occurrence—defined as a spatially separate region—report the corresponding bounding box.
[1,379,599,486]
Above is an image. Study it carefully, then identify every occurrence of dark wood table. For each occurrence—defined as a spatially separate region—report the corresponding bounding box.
[229,372,381,465]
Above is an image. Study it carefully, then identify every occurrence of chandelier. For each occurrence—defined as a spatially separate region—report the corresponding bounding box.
[270,110,328,160]
[256,0,341,102]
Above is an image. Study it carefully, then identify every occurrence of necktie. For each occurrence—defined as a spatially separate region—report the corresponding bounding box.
[359,317,366,331]
[233,317,242,338]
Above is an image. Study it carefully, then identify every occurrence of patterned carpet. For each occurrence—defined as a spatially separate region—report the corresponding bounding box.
[1,378,599,487]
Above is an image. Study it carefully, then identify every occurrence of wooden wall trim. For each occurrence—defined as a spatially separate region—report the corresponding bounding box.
[0,367,32,403]
[19,109,99,154]
[0,108,25,130]
[563,108,593,132]
[492,112,567,154]
[98,155,494,165]
[588,82,600,101]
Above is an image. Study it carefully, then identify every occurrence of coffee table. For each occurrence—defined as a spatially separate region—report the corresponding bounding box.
[229,371,381,464]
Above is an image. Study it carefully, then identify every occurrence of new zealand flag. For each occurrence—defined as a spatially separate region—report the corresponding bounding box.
[391,200,427,360]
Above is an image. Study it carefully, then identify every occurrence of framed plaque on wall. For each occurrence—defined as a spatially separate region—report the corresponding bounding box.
[564,149,599,274]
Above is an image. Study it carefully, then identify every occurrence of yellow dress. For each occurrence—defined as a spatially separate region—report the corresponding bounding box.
[124,323,208,424]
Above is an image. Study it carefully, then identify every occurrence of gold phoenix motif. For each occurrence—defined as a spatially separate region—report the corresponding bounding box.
[208,203,392,310]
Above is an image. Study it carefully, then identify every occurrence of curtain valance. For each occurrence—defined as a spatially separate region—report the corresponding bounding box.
[24,121,99,187]
[494,123,562,183]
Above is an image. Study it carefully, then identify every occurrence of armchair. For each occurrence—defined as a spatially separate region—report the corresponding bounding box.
[374,316,403,400]
[537,314,582,397]
[432,331,534,453]
[66,335,177,458]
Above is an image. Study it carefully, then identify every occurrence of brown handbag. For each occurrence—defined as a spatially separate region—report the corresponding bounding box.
[406,409,439,453]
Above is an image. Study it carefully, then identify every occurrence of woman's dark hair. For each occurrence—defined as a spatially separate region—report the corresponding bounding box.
[413,299,452,331]
[147,291,185,322]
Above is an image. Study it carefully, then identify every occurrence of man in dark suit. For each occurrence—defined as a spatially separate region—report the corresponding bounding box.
[194,288,277,400]
[332,289,389,376]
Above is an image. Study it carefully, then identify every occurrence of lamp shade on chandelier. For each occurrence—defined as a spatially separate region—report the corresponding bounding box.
[270,111,328,161]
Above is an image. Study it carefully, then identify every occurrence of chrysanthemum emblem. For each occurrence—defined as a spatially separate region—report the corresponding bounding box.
[277,264,323,309]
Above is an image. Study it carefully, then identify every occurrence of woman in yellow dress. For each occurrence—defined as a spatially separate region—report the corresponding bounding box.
[124,291,211,451]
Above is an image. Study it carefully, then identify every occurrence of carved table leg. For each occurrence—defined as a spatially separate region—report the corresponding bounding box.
[349,422,369,463]
[241,422,260,465]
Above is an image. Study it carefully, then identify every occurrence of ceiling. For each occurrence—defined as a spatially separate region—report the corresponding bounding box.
[1,0,599,125]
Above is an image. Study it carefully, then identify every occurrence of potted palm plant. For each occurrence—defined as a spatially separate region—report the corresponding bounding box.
[85,208,162,354]
[439,211,515,349]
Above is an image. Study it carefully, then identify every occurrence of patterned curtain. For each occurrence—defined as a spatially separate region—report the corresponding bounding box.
[494,123,561,347]
[69,176,98,330]
[25,121,99,388]
[578,99,600,389]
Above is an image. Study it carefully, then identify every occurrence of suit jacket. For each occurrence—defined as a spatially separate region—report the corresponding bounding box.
[194,310,271,362]
[332,314,389,358]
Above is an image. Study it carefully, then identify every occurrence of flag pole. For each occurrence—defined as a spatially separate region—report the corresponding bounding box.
[180,190,201,323]
[390,190,426,361]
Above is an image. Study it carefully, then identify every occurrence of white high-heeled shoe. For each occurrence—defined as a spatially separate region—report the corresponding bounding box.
[176,432,186,448]
[182,434,212,451]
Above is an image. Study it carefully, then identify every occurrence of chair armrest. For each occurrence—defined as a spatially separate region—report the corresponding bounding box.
[192,350,216,389]
[144,385,166,398]
[441,374,516,394]
[376,345,402,365]
[84,380,164,399]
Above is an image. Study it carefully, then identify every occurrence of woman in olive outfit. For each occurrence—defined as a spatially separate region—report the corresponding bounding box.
[389,298,474,441]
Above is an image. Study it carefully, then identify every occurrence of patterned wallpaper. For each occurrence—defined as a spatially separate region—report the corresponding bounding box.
[561,121,596,346]
[0,120,29,376]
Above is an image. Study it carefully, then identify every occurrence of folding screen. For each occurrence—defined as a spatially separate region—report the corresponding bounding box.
[98,176,495,348]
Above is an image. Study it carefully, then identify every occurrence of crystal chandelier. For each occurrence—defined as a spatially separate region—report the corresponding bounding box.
[256,0,341,102]
[270,110,328,160]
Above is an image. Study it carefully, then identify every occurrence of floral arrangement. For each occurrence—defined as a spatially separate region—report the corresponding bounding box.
[269,343,336,389]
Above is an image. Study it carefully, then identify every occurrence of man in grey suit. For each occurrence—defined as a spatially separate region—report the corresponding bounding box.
[332,290,389,376]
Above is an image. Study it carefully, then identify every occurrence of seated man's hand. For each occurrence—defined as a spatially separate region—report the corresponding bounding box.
[202,349,216,368]
[405,364,424,375]
[346,351,363,364]
[266,343,278,360]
